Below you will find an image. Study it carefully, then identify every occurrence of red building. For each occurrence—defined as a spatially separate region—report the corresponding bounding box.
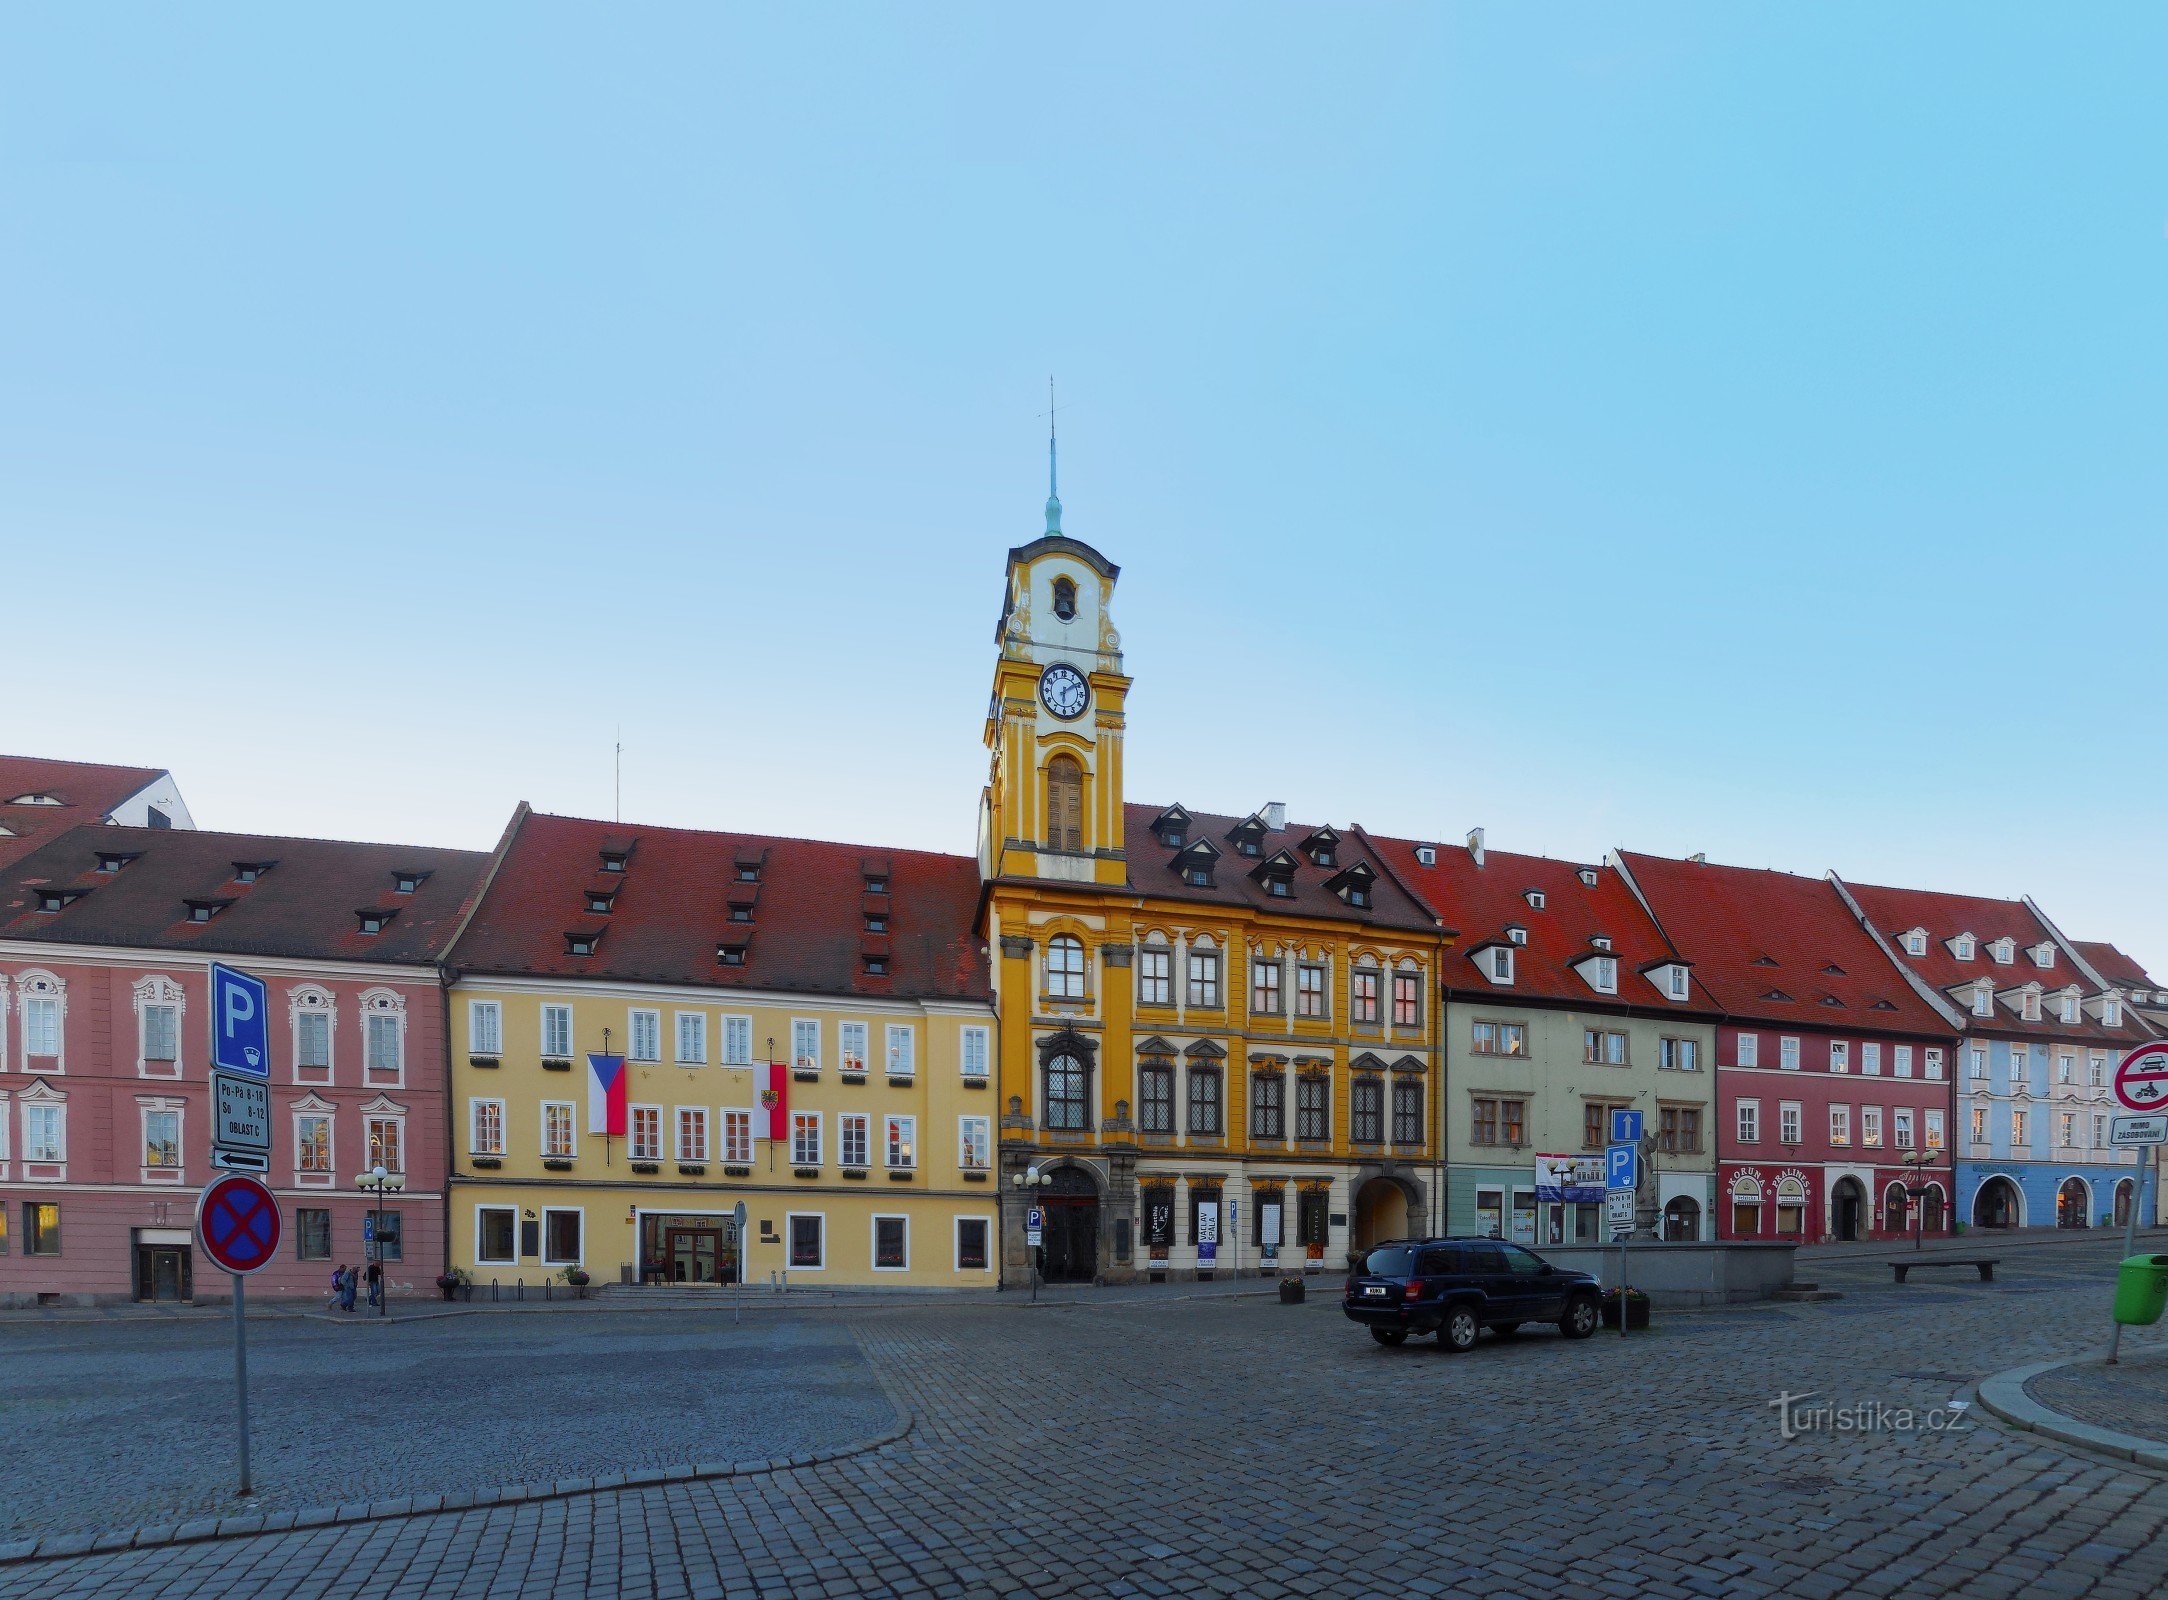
[0,824,487,1304]
[1617,852,1958,1243]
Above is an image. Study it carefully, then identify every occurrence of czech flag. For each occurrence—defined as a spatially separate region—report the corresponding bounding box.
[587,1053,628,1136]
[753,1058,789,1142]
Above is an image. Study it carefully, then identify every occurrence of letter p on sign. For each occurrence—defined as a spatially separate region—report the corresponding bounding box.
[210,963,271,1079]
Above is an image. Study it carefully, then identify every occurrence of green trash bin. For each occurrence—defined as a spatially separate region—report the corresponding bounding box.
[2111,1254,2168,1326]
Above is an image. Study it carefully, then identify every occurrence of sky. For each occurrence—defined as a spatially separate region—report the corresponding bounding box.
[3,7,2164,973]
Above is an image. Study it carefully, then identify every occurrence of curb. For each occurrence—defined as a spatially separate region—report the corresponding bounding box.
[1974,1349,2168,1473]
[0,1406,915,1567]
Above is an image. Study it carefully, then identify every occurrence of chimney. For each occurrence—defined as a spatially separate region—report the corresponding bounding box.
[1467,827,1485,867]
[1688,852,1706,865]
[1263,801,1286,831]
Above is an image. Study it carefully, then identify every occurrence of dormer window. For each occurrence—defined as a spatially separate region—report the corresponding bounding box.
[34,888,85,913]
[1254,849,1299,899]
[232,861,274,883]
[187,898,231,924]
[1591,955,1618,994]
[2059,992,2079,1024]
[1051,576,1077,621]
[1971,985,1994,1018]
[718,944,746,967]
[1524,890,1546,910]
[1347,884,1369,908]
[1300,828,1341,869]
[356,907,398,935]
[393,869,432,895]
[1990,938,2015,965]
[865,876,888,895]
[565,931,601,957]
[599,850,629,874]
[8,792,62,806]
[1266,876,1291,897]
[585,889,618,915]
[1666,966,1689,1000]
[864,956,889,976]
[1414,845,1436,867]
[1903,930,1927,956]
[1173,838,1219,889]
[866,914,888,933]
[1591,935,1612,953]
[1577,868,1598,888]
[1185,867,1211,888]
[2021,990,2041,1022]
[2104,997,2123,1027]
[95,851,139,874]
[1487,946,1514,984]
[1953,934,1977,960]
[736,865,760,884]
[2031,943,2055,970]
[730,906,753,923]
[1506,925,1528,946]
[1229,816,1268,858]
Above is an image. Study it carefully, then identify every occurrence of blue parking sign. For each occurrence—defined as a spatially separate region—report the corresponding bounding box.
[210,963,270,1079]
[1609,1108,1644,1145]
[1606,1142,1637,1191]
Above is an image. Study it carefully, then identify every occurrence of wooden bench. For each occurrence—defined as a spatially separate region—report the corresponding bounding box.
[1889,1257,1999,1284]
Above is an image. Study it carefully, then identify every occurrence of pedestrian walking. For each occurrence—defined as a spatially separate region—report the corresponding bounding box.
[365,1259,382,1309]
[339,1264,358,1312]
[328,1264,344,1311]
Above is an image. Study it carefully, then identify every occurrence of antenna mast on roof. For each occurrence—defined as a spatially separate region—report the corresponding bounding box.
[614,727,621,824]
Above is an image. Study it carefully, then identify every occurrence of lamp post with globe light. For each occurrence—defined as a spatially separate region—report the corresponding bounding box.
[1012,1166,1051,1301]
[359,1162,405,1317]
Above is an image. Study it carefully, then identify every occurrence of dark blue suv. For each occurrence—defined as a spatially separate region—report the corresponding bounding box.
[1343,1238,1602,1351]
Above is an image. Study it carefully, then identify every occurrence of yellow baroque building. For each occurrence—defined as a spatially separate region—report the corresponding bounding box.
[443,808,999,1291]
[979,522,1454,1282]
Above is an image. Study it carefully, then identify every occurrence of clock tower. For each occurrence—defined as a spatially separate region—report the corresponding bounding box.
[979,500,1130,888]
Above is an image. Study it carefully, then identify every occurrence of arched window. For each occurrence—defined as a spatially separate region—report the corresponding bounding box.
[1884,1182,1909,1234]
[1663,1196,1701,1241]
[1046,936,1086,1000]
[1045,1052,1090,1131]
[1046,755,1084,853]
[1051,576,1078,621]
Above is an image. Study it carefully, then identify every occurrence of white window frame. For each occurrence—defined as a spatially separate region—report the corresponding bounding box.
[870,1213,910,1273]
[675,1011,707,1065]
[1592,955,1618,994]
[1666,965,1688,1000]
[469,999,504,1057]
[839,1111,871,1170]
[470,1097,506,1156]
[628,1008,662,1063]
[960,1115,992,1170]
[1970,1046,1988,1080]
[793,1018,821,1073]
[1925,1109,1945,1149]
[475,1204,519,1266]
[886,1114,918,1170]
[541,1206,585,1267]
[954,1214,995,1272]
[1925,1047,1944,1081]
[132,976,186,1080]
[1861,1041,1881,1076]
[1894,1108,1915,1149]
[1779,1101,1802,1143]
[723,1109,752,1164]
[675,1106,709,1162]
[140,1101,184,1174]
[1828,1040,1849,1074]
[886,1024,916,1077]
[1972,986,1994,1018]
[292,985,336,1085]
[1736,1099,1760,1143]
[961,1025,990,1081]
[19,972,66,1071]
[785,1211,826,1271]
[364,1109,406,1174]
[1861,1106,1883,1149]
[1736,1033,1758,1068]
[24,1097,66,1163]
[630,1104,662,1161]
[542,1003,575,1060]
[1779,1036,1800,1071]
[1893,1045,1913,1079]
[1488,946,1514,985]
[360,990,407,1089]
[723,1014,753,1065]
[791,1111,822,1167]
[542,1100,577,1159]
[840,1021,870,1073]
[1828,1104,1850,1146]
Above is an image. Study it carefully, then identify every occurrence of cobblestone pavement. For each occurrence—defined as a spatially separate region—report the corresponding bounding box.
[0,1314,893,1540]
[6,1238,2168,1599]
[2027,1348,2168,1445]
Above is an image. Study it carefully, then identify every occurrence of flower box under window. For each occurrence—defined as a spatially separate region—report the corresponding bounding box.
[887,1074,915,1088]
[964,1171,989,1183]
[963,1077,989,1090]
[470,1157,502,1170]
[541,1058,572,1073]
[793,1068,820,1083]
[841,1070,868,1084]
[724,1164,751,1177]
[544,1158,574,1171]
[469,1055,501,1069]
[630,1161,659,1175]
[888,1169,915,1181]
[793,1166,820,1179]
[842,1167,869,1180]
[677,1163,706,1176]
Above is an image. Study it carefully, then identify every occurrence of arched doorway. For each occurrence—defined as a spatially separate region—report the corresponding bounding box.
[1921,1183,1946,1233]
[1352,1177,1412,1252]
[2114,1177,2136,1227]
[1830,1177,1864,1242]
[1663,1196,1701,1241]
[1883,1183,1909,1235]
[1972,1176,2022,1229]
[1038,1165,1100,1283]
[2056,1177,2091,1229]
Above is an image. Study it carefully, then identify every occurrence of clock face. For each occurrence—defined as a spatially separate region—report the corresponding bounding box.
[1039,663,1089,720]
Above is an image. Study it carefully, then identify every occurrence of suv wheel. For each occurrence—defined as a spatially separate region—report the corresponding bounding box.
[1439,1306,1479,1353]
[1370,1327,1408,1347]
[1560,1293,1600,1340]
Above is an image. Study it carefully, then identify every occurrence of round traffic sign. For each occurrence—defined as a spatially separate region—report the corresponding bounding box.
[2112,1043,2168,1114]
[197,1172,283,1275]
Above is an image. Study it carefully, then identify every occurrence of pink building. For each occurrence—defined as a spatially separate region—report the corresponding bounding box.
[0,824,487,1304]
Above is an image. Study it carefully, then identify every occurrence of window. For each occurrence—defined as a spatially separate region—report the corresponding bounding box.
[1658,1106,1702,1155]
[1861,1042,1881,1076]
[2011,1044,2029,1085]
[471,1001,503,1056]
[1658,1037,1700,1072]
[1736,1100,1761,1143]
[25,1103,65,1162]
[1252,959,1282,1015]
[839,1022,869,1073]
[143,1108,181,1168]
[874,1215,909,1270]
[630,1105,660,1161]
[2021,990,2042,1023]
[1970,1047,1988,1080]
[1825,1104,1846,1145]
[1972,987,1994,1018]
[23,995,61,1061]
[1970,1106,1988,1142]
[724,1015,753,1065]
[789,1214,824,1269]
[1905,931,1927,956]
[1487,947,1514,985]
[542,1004,573,1059]
[1046,937,1087,1000]
[1926,1110,1945,1149]
[675,1012,707,1064]
[2090,1051,2107,1088]
[297,1208,332,1260]
[1955,934,1976,959]
[956,1217,991,1270]
[1188,1067,1223,1136]
[960,1116,991,1170]
[141,1002,178,1065]
[1590,956,1618,994]
[543,1102,576,1158]
[2104,997,2123,1027]
[1139,1060,1174,1133]
[886,1025,915,1076]
[886,1115,917,1169]
[367,1115,403,1173]
[792,1019,820,1072]
[723,1110,752,1164]
[1889,1044,1912,1079]
[792,1112,822,1166]
[1778,1037,1800,1071]
[1188,950,1221,1008]
[1780,1102,1802,1144]
[1924,1047,1944,1080]
[477,1207,516,1265]
[2057,1052,2074,1086]
[2011,1108,2029,1145]
[1299,963,1329,1018]
[676,1107,708,1162]
[1582,1100,1618,1150]
[629,1009,661,1063]
[1736,1033,1759,1068]
[364,1009,403,1086]
[2060,993,2080,1025]
[1045,1052,1090,1130]
[840,1112,870,1168]
[1393,973,1421,1027]
[471,1100,505,1156]
[543,1209,582,1266]
[297,1113,331,1172]
[1582,1029,1627,1066]
[1046,755,1084,853]
[1297,1075,1331,1141]
[25,1203,61,1255]
[1252,1073,1285,1139]
[1472,1020,1528,1057]
[961,1026,989,1081]
[1353,969,1381,1021]
[1667,966,1689,1000]
[2093,1113,2107,1148]
[1470,1095,1525,1146]
[1351,1078,1384,1143]
[1138,947,1171,1005]
[296,1005,332,1077]
[1392,1079,1423,1144]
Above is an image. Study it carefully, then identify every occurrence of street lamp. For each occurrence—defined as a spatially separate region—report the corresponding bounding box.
[1901,1147,1942,1252]
[358,1163,405,1317]
[1011,1166,1052,1302]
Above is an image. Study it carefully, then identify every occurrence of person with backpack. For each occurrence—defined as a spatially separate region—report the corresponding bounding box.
[339,1264,358,1312]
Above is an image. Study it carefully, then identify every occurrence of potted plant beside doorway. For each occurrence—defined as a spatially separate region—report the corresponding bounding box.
[561,1266,591,1300]
[435,1267,473,1302]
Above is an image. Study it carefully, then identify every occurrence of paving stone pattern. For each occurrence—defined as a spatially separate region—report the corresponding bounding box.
[2028,1351,2168,1447]
[6,1240,2168,1599]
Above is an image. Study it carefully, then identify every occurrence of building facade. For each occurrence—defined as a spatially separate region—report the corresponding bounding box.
[443,809,999,1290]
[1617,852,1959,1244]
[977,528,1449,1282]
[1364,831,1719,1244]
[1,754,194,869]
[0,825,482,1304]
[1842,882,2154,1231]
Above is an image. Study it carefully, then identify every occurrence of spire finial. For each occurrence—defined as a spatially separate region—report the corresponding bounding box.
[1042,375,1062,534]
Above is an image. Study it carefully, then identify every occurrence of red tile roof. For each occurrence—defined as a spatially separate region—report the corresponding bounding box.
[1363,834,1696,1010]
[1616,852,1952,1036]
[0,755,172,869]
[1108,804,1441,932]
[0,824,489,965]
[2075,940,2160,993]
[448,811,991,1002]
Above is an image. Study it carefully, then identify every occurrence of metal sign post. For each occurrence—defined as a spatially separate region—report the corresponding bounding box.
[196,1172,283,1496]
[732,1202,748,1326]
[1606,1139,1637,1338]
[2105,1116,2166,1364]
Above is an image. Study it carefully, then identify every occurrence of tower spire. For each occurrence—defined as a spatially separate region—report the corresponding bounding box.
[1044,374,1062,534]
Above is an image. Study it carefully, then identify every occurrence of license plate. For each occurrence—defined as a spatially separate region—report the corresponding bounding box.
[1363,1285,1386,1297]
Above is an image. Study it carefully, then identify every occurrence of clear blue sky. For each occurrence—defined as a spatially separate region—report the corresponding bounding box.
[5,7,2164,973]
